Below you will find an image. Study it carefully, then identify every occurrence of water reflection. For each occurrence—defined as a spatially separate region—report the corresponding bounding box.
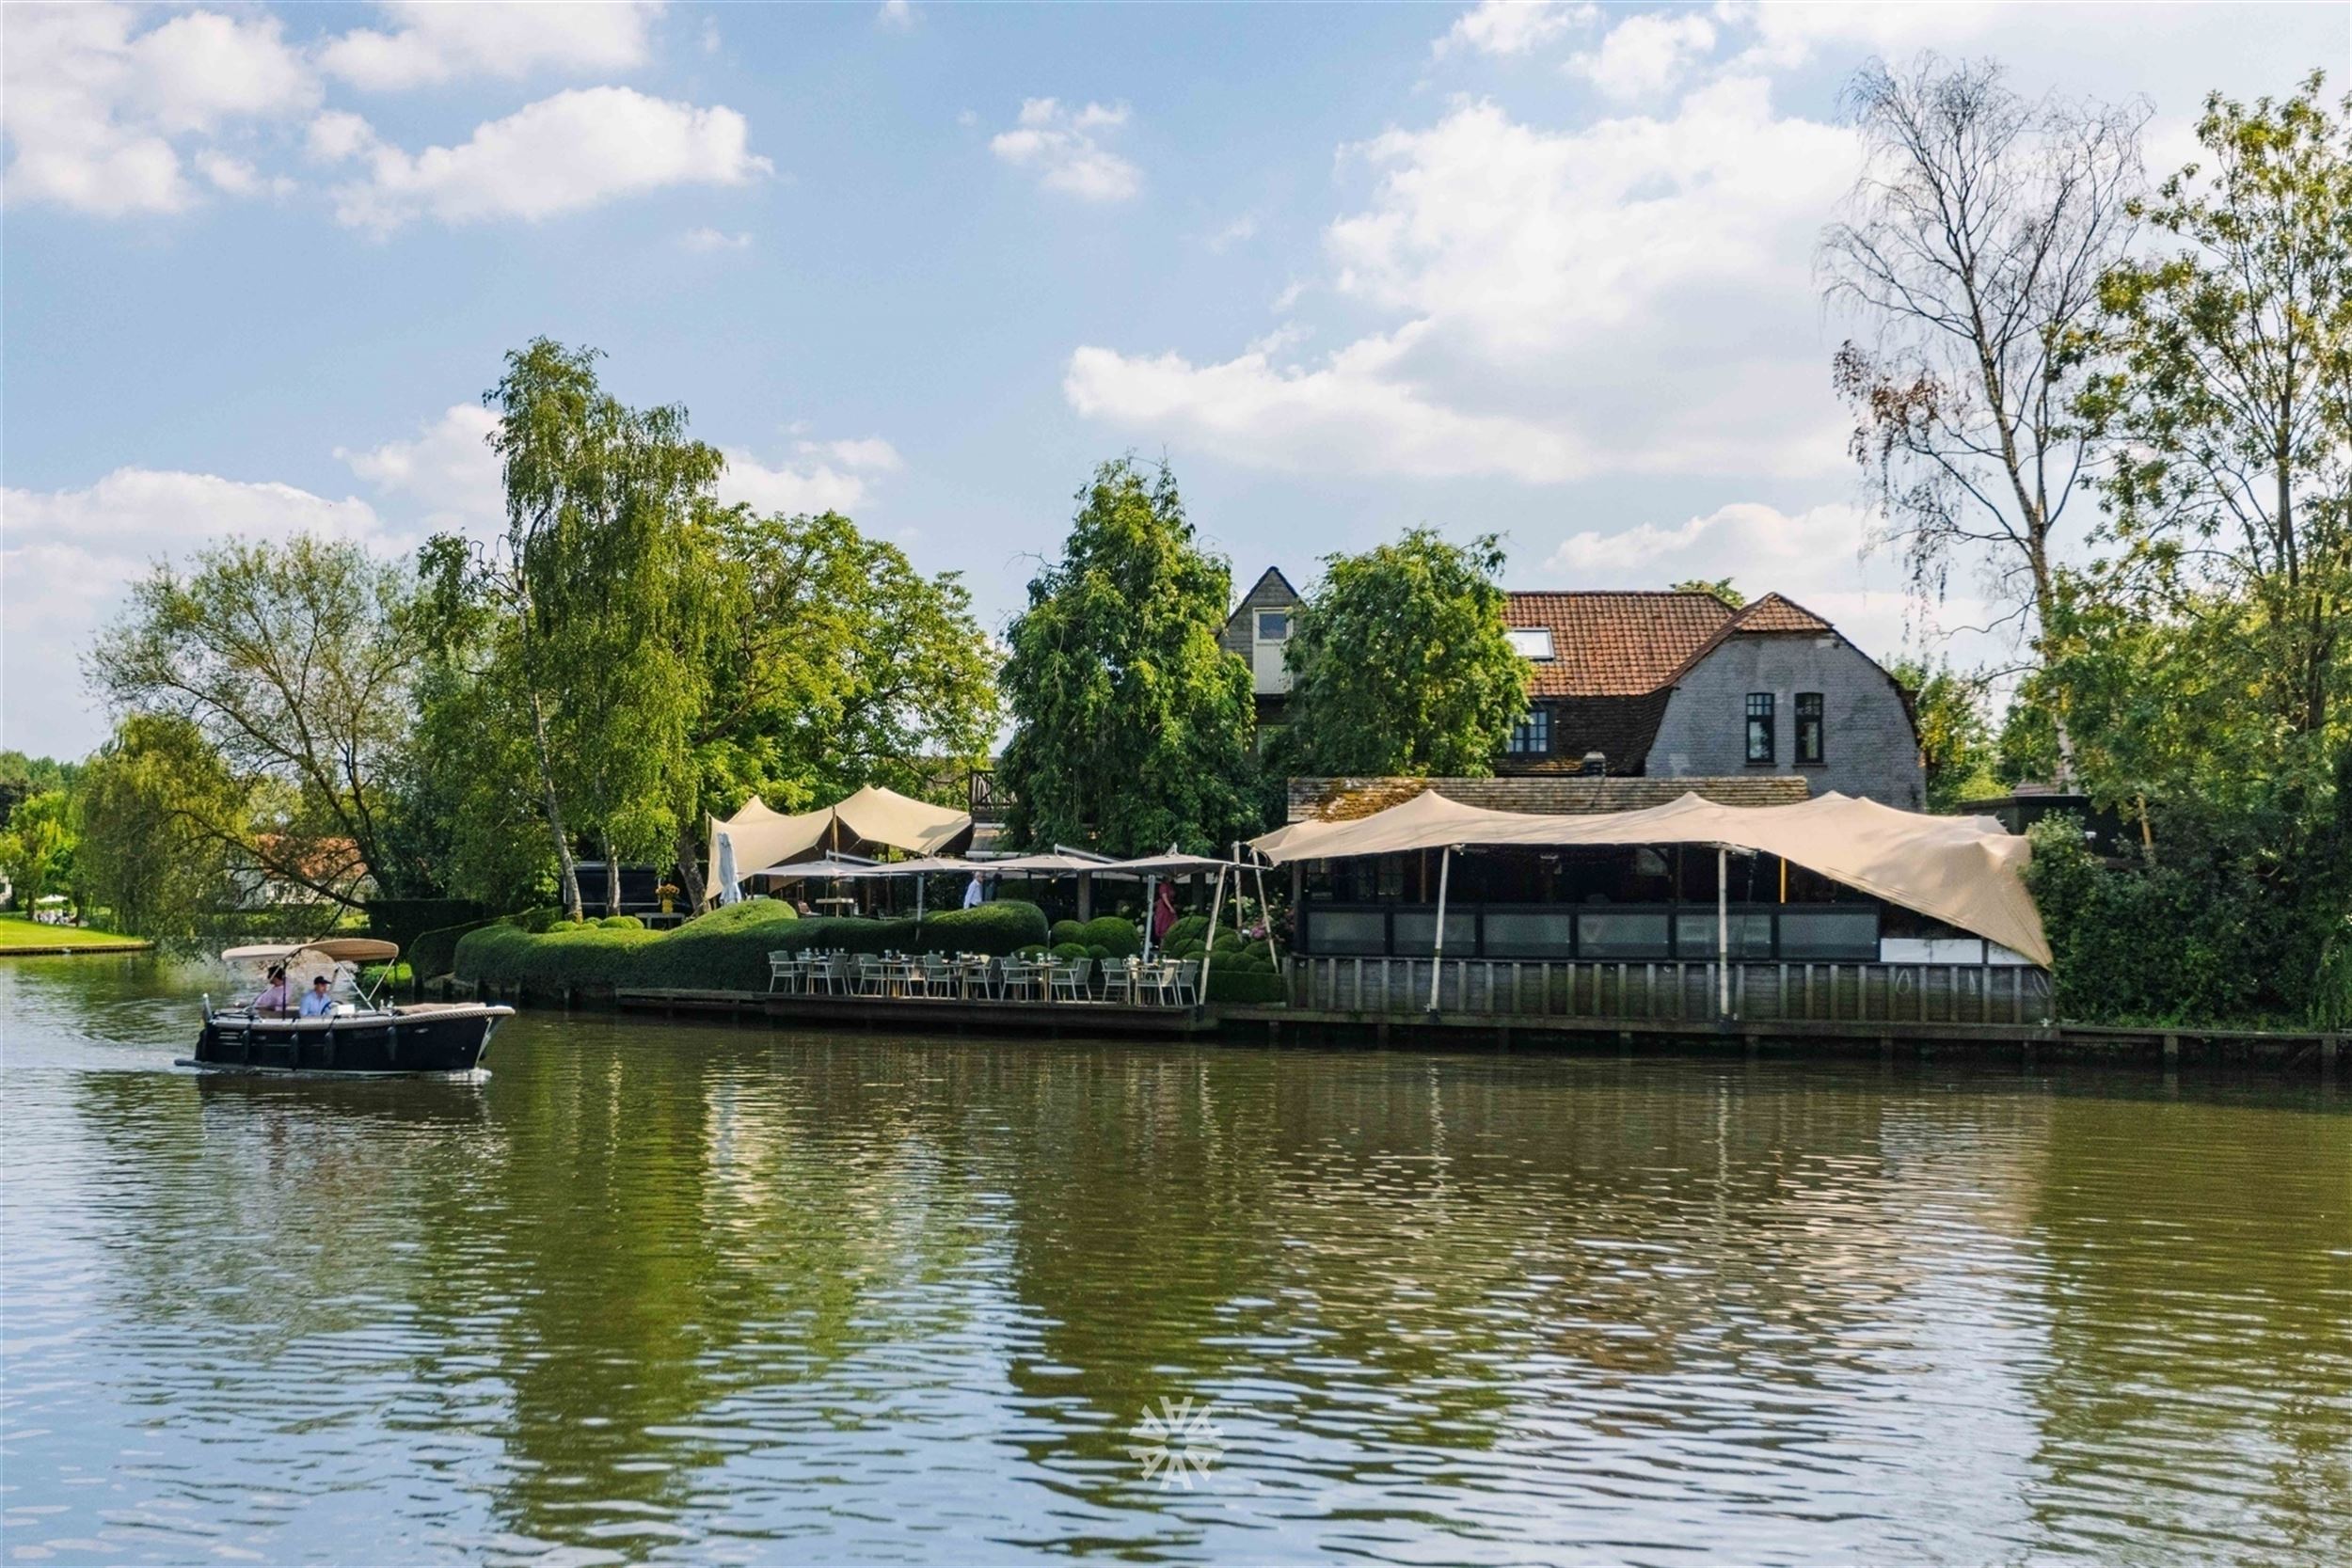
[3,958,2345,1565]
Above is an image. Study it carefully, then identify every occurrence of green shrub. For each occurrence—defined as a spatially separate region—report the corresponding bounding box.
[409,916,499,980]
[1080,915,1142,958]
[453,921,661,990]
[598,914,644,929]
[1049,919,1089,947]
[642,901,859,990]
[1050,942,1089,961]
[1167,914,1210,944]
[365,897,485,951]
[513,906,559,934]
[1087,944,1111,961]
[1205,968,1286,1004]
[917,900,1048,955]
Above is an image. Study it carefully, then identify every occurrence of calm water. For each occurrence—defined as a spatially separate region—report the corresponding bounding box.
[3,958,2347,1566]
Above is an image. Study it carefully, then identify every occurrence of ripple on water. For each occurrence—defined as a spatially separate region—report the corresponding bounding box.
[2,958,2348,1565]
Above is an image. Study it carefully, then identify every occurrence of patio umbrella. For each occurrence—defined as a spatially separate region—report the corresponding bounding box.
[715,830,741,906]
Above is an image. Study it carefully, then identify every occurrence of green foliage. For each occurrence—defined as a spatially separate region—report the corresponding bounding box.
[1049,918,1088,946]
[0,752,80,829]
[0,789,75,914]
[921,900,1049,955]
[513,906,561,934]
[1672,578,1745,608]
[1885,657,2003,811]
[1166,913,1210,945]
[366,897,485,950]
[1050,942,1090,962]
[1280,530,1527,777]
[409,917,499,981]
[454,898,1052,990]
[1205,968,1285,1004]
[87,532,422,907]
[1079,915,1141,958]
[2026,813,2344,1025]
[71,715,246,952]
[598,914,644,928]
[997,458,1260,855]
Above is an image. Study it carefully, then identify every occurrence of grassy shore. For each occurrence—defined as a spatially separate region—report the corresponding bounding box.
[0,913,153,954]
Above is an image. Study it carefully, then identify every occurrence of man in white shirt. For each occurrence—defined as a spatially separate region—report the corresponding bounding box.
[962,873,985,910]
[298,974,337,1017]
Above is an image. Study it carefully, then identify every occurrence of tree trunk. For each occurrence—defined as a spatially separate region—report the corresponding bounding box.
[528,688,583,920]
[605,841,622,916]
[675,821,707,912]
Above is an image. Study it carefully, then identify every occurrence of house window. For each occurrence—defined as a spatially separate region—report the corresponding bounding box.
[1745,693,1775,765]
[1795,692,1824,764]
[1505,627,1555,659]
[1506,708,1551,755]
[1256,610,1289,641]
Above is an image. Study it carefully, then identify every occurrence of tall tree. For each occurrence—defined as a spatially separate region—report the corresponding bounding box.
[72,715,246,948]
[1281,530,1527,777]
[461,340,727,919]
[87,532,421,910]
[1821,55,2146,777]
[1883,657,2001,812]
[998,458,1257,855]
[0,789,74,914]
[2073,71,2351,747]
[681,508,997,905]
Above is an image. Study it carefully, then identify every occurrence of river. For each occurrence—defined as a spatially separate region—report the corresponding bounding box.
[3,955,2346,1565]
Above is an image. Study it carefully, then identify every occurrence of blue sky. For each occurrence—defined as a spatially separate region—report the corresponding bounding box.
[4,1,2342,757]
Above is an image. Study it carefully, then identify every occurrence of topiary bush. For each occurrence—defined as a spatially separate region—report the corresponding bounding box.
[1080,915,1142,958]
[1167,914,1210,945]
[453,921,662,991]
[1049,919,1089,947]
[917,900,1048,956]
[1050,942,1089,961]
[514,906,560,934]
[598,913,644,929]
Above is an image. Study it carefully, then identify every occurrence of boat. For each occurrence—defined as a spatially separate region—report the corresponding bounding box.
[180,938,514,1076]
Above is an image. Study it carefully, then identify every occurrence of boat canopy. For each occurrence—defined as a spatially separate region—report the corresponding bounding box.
[1249,789,2052,967]
[222,937,400,965]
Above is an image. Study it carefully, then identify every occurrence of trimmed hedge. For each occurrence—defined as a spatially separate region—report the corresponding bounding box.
[410,916,501,981]
[1079,915,1141,958]
[1204,968,1285,1004]
[456,898,1052,994]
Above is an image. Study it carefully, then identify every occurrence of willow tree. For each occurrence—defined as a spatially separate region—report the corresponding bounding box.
[469,340,725,918]
[1280,530,1526,777]
[997,459,1257,855]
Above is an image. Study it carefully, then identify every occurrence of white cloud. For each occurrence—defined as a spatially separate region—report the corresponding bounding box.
[337,404,504,532]
[312,87,771,231]
[681,225,752,251]
[1567,11,1717,101]
[1,469,396,756]
[1070,80,1854,483]
[990,97,1141,201]
[1433,1,1594,59]
[876,1,918,33]
[798,437,903,472]
[1203,214,1258,252]
[319,2,663,91]
[720,451,872,516]
[193,150,286,199]
[0,4,315,216]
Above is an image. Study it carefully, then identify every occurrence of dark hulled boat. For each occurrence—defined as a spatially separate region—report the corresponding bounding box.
[183,939,513,1076]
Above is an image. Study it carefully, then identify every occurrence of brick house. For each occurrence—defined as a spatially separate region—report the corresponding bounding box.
[1225,574,1926,809]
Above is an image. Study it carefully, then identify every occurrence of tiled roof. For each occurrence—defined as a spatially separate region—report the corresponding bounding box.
[1502,591,1735,696]
[1729,593,1834,633]
[1288,774,1813,823]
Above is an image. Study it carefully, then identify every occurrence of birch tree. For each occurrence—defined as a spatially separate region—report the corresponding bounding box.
[1821,55,2146,776]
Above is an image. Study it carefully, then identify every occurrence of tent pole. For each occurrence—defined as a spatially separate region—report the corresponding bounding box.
[1428,846,1452,1013]
[1143,875,1158,959]
[1717,845,1730,1021]
[1251,856,1284,978]
[1200,863,1228,1003]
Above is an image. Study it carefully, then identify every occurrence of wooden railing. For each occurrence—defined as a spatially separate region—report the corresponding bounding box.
[1287,956,2054,1026]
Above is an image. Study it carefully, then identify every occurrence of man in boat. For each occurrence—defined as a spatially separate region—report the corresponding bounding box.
[298,974,337,1018]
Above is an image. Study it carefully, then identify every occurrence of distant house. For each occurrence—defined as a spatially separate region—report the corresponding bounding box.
[1226,574,1926,809]
[1217,566,1303,738]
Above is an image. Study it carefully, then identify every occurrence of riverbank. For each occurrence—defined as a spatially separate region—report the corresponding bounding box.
[425,974,2347,1072]
[0,914,152,956]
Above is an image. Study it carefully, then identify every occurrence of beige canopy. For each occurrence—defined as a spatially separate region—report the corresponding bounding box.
[707,787,975,901]
[1250,789,2051,967]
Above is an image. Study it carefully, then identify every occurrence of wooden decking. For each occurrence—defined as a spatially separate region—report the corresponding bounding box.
[614,987,1217,1036]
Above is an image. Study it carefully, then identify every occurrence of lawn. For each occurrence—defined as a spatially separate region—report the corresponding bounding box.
[0,913,152,953]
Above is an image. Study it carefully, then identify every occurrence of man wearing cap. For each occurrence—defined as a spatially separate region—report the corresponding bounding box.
[298,974,337,1018]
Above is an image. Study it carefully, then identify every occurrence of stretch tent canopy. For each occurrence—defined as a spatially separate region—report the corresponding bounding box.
[707,787,974,900]
[1249,789,2052,967]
